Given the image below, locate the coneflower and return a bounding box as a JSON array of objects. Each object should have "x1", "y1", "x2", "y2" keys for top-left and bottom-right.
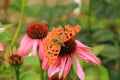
[
  {"x1": 18, "y1": 23, "x2": 48, "y2": 57},
  {"x1": 42, "y1": 25, "x2": 100, "y2": 80}
]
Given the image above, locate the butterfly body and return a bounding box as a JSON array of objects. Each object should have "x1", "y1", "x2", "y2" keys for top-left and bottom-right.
[{"x1": 51, "y1": 37, "x2": 65, "y2": 47}]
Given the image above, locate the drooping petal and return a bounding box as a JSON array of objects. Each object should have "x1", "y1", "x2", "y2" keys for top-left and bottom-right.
[
  {"x1": 42, "y1": 57, "x2": 49, "y2": 70},
  {"x1": 48, "y1": 57, "x2": 61, "y2": 77},
  {"x1": 18, "y1": 35, "x2": 31, "y2": 55},
  {"x1": 31, "y1": 40, "x2": 39, "y2": 56},
  {"x1": 39, "y1": 40, "x2": 44, "y2": 60},
  {"x1": 22, "y1": 39, "x2": 34, "y2": 55},
  {"x1": 0, "y1": 43, "x2": 4, "y2": 51},
  {"x1": 77, "y1": 48, "x2": 100, "y2": 65},
  {"x1": 73, "y1": 54, "x2": 84, "y2": 80},
  {"x1": 75, "y1": 40, "x2": 93, "y2": 50},
  {"x1": 64, "y1": 55, "x2": 72, "y2": 79},
  {"x1": 20, "y1": 34, "x2": 28, "y2": 45},
  {"x1": 50, "y1": 67, "x2": 60, "y2": 77},
  {"x1": 59, "y1": 56, "x2": 67, "y2": 79}
]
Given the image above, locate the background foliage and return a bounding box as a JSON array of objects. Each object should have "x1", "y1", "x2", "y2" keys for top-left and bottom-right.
[{"x1": 0, "y1": 0, "x2": 119, "y2": 80}]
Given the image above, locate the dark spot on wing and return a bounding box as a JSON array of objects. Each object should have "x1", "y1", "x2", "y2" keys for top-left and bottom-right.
[{"x1": 54, "y1": 54, "x2": 58, "y2": 56}]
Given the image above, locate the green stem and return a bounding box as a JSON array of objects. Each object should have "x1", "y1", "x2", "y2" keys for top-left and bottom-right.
[
  {"x1": 43, "y1": 0, "x2": 47, "y2": 6},
  {"x1": 39, "y1": 59, "x2": 44, "y2": 80},
  {"x1": 15, "y1": 68, "x2": 20, "y2": 80},
  {"x1": 10, "y1": 0, "x2": 26, "y2": 48},
  {"x1": 88, "y1": 0, "x2": 92, "y2": 30}
]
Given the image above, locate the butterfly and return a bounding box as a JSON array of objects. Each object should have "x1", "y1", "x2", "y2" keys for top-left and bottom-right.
[{"x1": 43, "y1": 25, "x2": 81, "y2": 65}]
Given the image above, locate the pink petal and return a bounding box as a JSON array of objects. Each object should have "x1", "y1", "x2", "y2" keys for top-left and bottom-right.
[
  {"x1": 50, "y1": 67, "x2": 60, "y2": 77},
  {"x1": 0, "y1": 43, "x2": 4, "y2": 51},
  {"x1": 64, "y1": 56, "x2": 72, "y2": 79},
  {"x1": 75, "y1": 40, "x2": 93, "y2": 50},
  {"x1": 73, "y1": 54, "x2": 84, "y2": 80},
  {"x1": 42, "y1": 57, "x2": 49, "y2": 70},
  {"x1": 59, "y1": 56, "x2": 67, "y2": 79},
  {"x1": 22, "y1": 39, "x2": 34, "y2": 55},
  {"x1": 18, "y1": 35, "x2": 31, "y2": 55},
  {"x1": 48, "y1": 57, "x2": 61, "y2": 77},
  {"x1": 39, "y1": 40, "x2": 44, "y2": 60},
  {"x1": 77, "y1": 48, "x2": 101, "y2": 65},
  {"x1": 20, "y1": 34, "x2": 28, "y2": 45},
  {"x1": 31, "y1": 40, "x2": 39, "y2": 56}
]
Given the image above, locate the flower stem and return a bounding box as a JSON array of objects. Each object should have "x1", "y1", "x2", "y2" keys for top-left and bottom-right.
[
  {"x1": 88, "y1": 0, "x2": 92, "y2": 30},
  {"x1": 43, "y1": 0, "x2": 47, "y2": 6},
  {"x1": 15, "y1": 67, "x2": 20, "y2": 80},
  {"x1": 10, "y1": 0, "x2": 26, "y2": 48},
  {"x1": 39, "y1": 59, "x2": 44, "y2": 80}
]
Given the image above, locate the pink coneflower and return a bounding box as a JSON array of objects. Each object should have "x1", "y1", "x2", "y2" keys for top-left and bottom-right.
[
  {"x1": 7, "y1": 53, "x2": 23, "y2": 66},
  {"x1": 18, "y1": 23, "x2": 48, "y2": 57},
  {"x1": 0, "y1": 28, "x2": 5, "y2": 51},
  {"x1": 42, "y1": 25, "x2": 100, "y2": 80}
]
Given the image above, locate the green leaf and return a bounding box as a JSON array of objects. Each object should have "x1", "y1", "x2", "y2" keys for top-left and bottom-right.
[
  {"x1": 0, "y1": 31, "x2": 12, "y2": 42},
  {"x1": 50, "y1": 5, "x2": 65, "y2": 18},
  {"x1": 85, "y1": 66, "x2": 100, "y2": 80},
  {"x1": 77, "y1": 32, "x2": 92, "y2": 45},
  {"x1": 98, "y1": 65, "x2": 109, "y2": 80},
  {"x1": 23, "y1": 56, "x2": 39, "y2": 66},
  {"x1": 91, "y1": 45, "x2": 104, "y2": 55},
  {"x1": 100, "y1": 44, "x2": 119, "y2": 59},
  {"x1": 25, "y1": 5, "x2": 44, "y2": 17},
  {"x1": 70, "y1": 66, "x2": 79, "y2": 80},
  {"x1": 0, "y1": 23, "x2": 3, "y2": 27},
  {"x1": 93, "y1": 29, "x2": 114, "y2": 43},
  {"x1": 20, "y1": 71, "x2": 40, "y2": 80},
  {"x1": 64, "y1": 3, "x2": 78, "y2": 14},
  {"x1": 108, "y1": 68, "x2": 119, "y2": 80}
]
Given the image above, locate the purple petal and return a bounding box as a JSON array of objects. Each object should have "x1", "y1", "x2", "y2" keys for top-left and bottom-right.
[
  {"x1": 59, "y1": 56, "x2": 67, "y2": 79},
  {"x1": 31, "y1": 40, "x2": 39, "y2": 56},
  {"x1": 20, "y1": 34, "x2": 28, "y2": 45},
  {"x1": 64, "y1": 56, "x2": 72, "y2": 79},
  {"x1": 48, "y1": 57, "x2": 61, "y2": 77},
  {"x1": 22, "y1": 39, "x2": 33, "y2": 55},
  {"x1": 39, "y1": 40, "x2": 44, "y2": 60},
  {"x1": 77, "y1": 48, "x2": 101, "y2": 65},
  {"x1": 73, "y1": 54, "x2": 84, "y2": 80},
  {"x1": 51, "y1": 67, "x2": 60, "y2": 77},
  {"x1": 0, "y1": 43, "x2": 4, "y2": 51},
  {"x1": 42, "y1": 57, "x2": 49, "y2": 70},
  {"x1": 18, "y1": 35, "x2": 31, "y2": 55}
]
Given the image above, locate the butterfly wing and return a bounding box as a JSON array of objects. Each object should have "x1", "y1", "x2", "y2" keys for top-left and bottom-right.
[
  {"x1": 43, "y1": 26, "x2": 64, "y2": 65},
  {"x1": 63, "y1": 25, "x2": 81, "y2": 42},
  {"x1": 50, "y1": 26, "x2": 64, "y2": 42}
]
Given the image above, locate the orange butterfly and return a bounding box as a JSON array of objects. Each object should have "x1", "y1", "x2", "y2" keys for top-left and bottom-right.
[{"x1": 43, "y1": 25, "x2": 81, "y2": 65}]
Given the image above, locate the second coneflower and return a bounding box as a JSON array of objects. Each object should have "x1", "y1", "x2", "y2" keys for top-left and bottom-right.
[
  {"x1": 6, "y1": 48, "x2": 23, "y2": 80},
  {"x1": 18, "y1": 23, "x2": 48, "y2": 57},
  {"x1": 42, "y1": 25, "x2": 101, "y2": 80}
]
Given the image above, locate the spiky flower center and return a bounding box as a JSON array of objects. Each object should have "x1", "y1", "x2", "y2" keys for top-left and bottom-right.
[
  {"x1": 8, "y1": 54, "x2": 23, "y2": 66},
  {"x1": 26, "y1": 23, "x2": 48, "y2": 39},
  {"x1": 59, "y1": 38, "x2": 76, "y2": 56}
]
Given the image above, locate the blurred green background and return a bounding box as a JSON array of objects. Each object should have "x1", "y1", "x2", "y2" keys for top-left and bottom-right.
[{"x1": 0, "y1": 0, "x2": 120, "y2": 80}]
